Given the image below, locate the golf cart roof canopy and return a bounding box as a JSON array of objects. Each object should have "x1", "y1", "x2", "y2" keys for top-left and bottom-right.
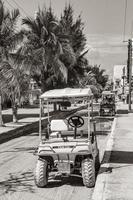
[
  {"x1": 102, "y1": 91, "x2": 115, "y2": 95},
  {"x1": 40, "y1": 88, "x2": 93, "y2": 100}
]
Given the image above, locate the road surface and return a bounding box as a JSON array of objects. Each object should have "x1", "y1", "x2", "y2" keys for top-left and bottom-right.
[{"x1": 0, "y1": 120, "x2": 112, "y2": 200}]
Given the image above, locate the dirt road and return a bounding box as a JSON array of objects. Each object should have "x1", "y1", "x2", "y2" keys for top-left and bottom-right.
[{"x1": 0, "y1": 119, "x2": 111, "y2": 200}]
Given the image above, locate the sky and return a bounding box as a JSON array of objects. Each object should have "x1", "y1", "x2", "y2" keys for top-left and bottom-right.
[{"x1": 4, "y1": 0, "x2": 133, "y2": 77}]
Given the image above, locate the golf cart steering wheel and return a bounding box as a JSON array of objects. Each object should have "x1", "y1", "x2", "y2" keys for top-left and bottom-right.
[{"x1": 68, "y1": 116, "x2": 84, "y2": 128}]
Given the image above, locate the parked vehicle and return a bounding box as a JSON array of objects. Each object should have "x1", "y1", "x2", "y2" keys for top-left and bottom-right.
[
  {"x1": 100, "y1": 91, "x2": 116, "y2": 116},
  {"x1": 34, "y1": 88, "x2": 100, "y2": 188}
]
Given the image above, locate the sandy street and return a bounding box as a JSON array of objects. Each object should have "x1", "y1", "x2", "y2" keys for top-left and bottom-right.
[{"x1": 0, "y1": 119, "x2": 111, "y2": 200}]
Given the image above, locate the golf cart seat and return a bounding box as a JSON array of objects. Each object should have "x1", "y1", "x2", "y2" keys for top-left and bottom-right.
[
  {"x1": 50, "y1": 118, "x2": 89, "y2": 138},
  {"x1": 50, "y1": 119, "x2": 69, "y2": 138},
  {"x1": 51, "y1": 119, "x2": 69, "y2": 131}
]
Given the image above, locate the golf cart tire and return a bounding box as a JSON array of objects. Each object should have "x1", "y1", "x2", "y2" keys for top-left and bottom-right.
[
  {"x1": 82, "y1": 158, "x2": 95, "y2": 188},
  {"x1": 34, "y1": 159, "x2": 48, "y2": 187}
]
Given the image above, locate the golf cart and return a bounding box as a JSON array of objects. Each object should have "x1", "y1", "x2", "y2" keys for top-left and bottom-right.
[
  {"x1": 100, "y1": 91, "x2": 116, "y2": 116},
  {"x1": 34, "y1": 88, "x2": 100, "y2": 188}
]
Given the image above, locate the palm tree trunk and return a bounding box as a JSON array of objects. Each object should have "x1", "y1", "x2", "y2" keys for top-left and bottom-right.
[
  {"x1": 12, "y1": 103, "x2": 18, "y2": 123},
  {"x1": 0, "y1": 96, "x2": 3, "y2": 126}
]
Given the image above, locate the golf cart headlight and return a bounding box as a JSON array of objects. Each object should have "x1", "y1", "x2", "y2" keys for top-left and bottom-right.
[{"x1": 39, "y1": 147, "x2": 52, "y2": 154}]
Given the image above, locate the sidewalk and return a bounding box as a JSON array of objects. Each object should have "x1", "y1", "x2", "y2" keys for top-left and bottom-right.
[
  {"x1": 0, "y1": 116, "x2": 42, "y2": 144},
  {"x1": 2, "y1": 107, "x2": 40, "y2": 123},
  {"x1": 0, "y1": 107, "x2": 45, "y2": 143},
  {"x1": 92, "y1": 112, "x2": 133, "y2": 200}
]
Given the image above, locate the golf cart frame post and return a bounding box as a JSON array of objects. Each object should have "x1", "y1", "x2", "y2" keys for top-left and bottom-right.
[{"x1": 39, "y1": 88, "x2": 93, "y2": 142}]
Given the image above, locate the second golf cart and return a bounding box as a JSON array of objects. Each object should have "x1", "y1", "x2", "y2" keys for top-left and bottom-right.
[
  {"x1": 34, "y1": 88, "x2": 100, "y2": 188},
  {"x1": 100, "y1": 91, "x2": 116, "y2": 116}
]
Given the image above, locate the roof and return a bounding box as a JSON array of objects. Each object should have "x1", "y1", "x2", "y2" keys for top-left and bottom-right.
[
  {"x1": 102, "y1": 91, "x2": 115, "y2": 95},
  {"x1": 40, "y1": 88, "x2": 93, "y2": 100}
]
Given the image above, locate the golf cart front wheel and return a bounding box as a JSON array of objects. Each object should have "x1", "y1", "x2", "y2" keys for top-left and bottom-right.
[
  {"x1": 34, "y1": 159, "x2": 48, "y2": 187},
  {"x1": 82, "y1": 158, "x2": 95, "y2": 188}
]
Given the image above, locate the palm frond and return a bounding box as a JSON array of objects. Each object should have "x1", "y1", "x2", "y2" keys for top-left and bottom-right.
[
  {"x1": 6, "y1": 31, "x2": 24, "y2": 50},
  {"x1": 22, "y1": 17, "x2": 41, "y2": 36},
  {"x1": 53, "y1": 59, "x2": 68, "y2": 83},
  {"x1": 11, "y1": 8, "x2": 20, "y2": 21}
]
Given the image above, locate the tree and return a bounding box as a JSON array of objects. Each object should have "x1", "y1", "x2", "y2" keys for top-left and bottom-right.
[
  {"x1": 104, "y1": 79, "x2": 113, "y2": 91},
  {"x1": 0, "y1": 60, "x2": 30, "y2": 122},
  {"x1": 60, "y1": 4, "x2": 87, "y2": 87},
  {"x1": 60, "y1": 4, "x2": 86, "y2": 54},
  {"x1": 85, "y1": 65, "x2": 108, "y2": 89},
  {"x1": 0, "y1": 0, "x2": 24, "y2": 123},
  {"x1": 79, "y1": 70, "x2": 102, "y2": 101},
  {"x1": 19, "y1": 6, "x2": 76, "y2": 92}
]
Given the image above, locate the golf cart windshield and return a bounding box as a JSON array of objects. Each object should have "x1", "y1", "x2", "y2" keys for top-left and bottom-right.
[{"x1": 39, "y1": 88, "x2": 93, "y2": 142}]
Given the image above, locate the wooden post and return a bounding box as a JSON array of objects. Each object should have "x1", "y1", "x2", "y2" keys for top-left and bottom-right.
[{"x1": 128, "y1": 39, "x2": 132, "y2": 111}]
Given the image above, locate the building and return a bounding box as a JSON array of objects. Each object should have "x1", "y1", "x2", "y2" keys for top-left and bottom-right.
[
  {"x1": 113, "y1": 65, "x2": 127, "y2": 95},
  {"x1": 29, "y1": 79, "x2": 41, "y2": 105}
]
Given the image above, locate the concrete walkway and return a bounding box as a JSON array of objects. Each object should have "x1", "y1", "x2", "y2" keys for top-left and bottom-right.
[
  {"x1": 92, "y1": 113, "x2": 133, "y2": 200},
  {"x1": 0, "y1": 116, "x2": 43, "y2": 144}
]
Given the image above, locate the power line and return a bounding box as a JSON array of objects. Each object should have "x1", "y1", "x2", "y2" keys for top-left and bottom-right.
[
  {"x1": 10, "y1": 0, "x2": 30, "y2": 17},
  {"x1": 5, "y1": 0, "x2": 30, "y2": 17},
  {"x1": 123, "y1": 0, "x2": 128, "y2": 41},
  {"x1": 4, "y1": 0, "x2": 15, "y2": 10}
]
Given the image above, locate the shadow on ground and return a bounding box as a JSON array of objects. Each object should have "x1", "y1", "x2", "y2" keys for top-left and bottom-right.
[
  {"x1": 0, "y1": 172, "x2": 84, "y2": 195},
  {"x1": 98, "y1": 150, "x2": 133, "y2": 175},
  {"x1": 46, "y1": 175, "x2": 83, "y2": 188},
  {"x1": 0, "y1": 146, "x2": 37, "y2": 154},
  {"x1": 0, "y1": 171, "x2": 35, "y2": 194}
]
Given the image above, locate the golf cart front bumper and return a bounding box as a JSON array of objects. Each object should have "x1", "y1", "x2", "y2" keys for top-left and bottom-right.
[{"x1": 36, "y1": 142, "x2": 94, "y2": 174}]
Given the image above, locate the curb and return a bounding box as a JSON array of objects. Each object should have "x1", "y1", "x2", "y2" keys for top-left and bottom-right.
[
  {"x1": 116, "y1": 109, "x2": 128, "y2": 114},
  {"x1": 92, "y1": 117, "x2": 117, "y2": 200},
  {"x1": 0, "y1": 108, "x2": 80, "y2": 144},
  {"x1": 0, "y1": 119, "x2": 38, "y2": 144},
  {"x1": 0, "y1": 118, "x2": 49, "y2": 144}
]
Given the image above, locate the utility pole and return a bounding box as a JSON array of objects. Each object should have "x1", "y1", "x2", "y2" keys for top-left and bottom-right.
[
  {"x1": 127, "y1": 39, "x2": 132, "y2": 111},
  {"x1": 122, "y1": 66, "x2": 126, "y2": 94}
]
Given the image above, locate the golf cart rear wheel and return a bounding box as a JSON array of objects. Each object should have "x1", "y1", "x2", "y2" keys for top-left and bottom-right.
[
  {"x1": 34, "y1": 159, "x2": 48, "y2": 187},
  {"x1": 82, "y1": 158, "x2": 95, "y2": 188}
]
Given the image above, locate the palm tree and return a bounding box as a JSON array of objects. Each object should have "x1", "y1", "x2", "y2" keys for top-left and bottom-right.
[
  {"x1": 0, "y1": 60, "x2": 30, "y2": 122},
  {"x1": 79, "y1": 67, "x2": 103, "y2": 102},
  {"x1": 89, "y1": 65, "x2": 108, "y2": 89},
  {"x1": 19, "y1": 6, "x2": 76, "y2": 92},
  {"x1": 0, "y1": 0, "x2": 24, "y2": 124},
  {"x1": 59, "y1": 4, "x2": 87, "y2": 87}
]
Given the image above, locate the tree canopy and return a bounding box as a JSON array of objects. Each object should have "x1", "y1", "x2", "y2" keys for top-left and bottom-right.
[{"x1": 0, "y1": 1, "x2": 109, "y2": 114}]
